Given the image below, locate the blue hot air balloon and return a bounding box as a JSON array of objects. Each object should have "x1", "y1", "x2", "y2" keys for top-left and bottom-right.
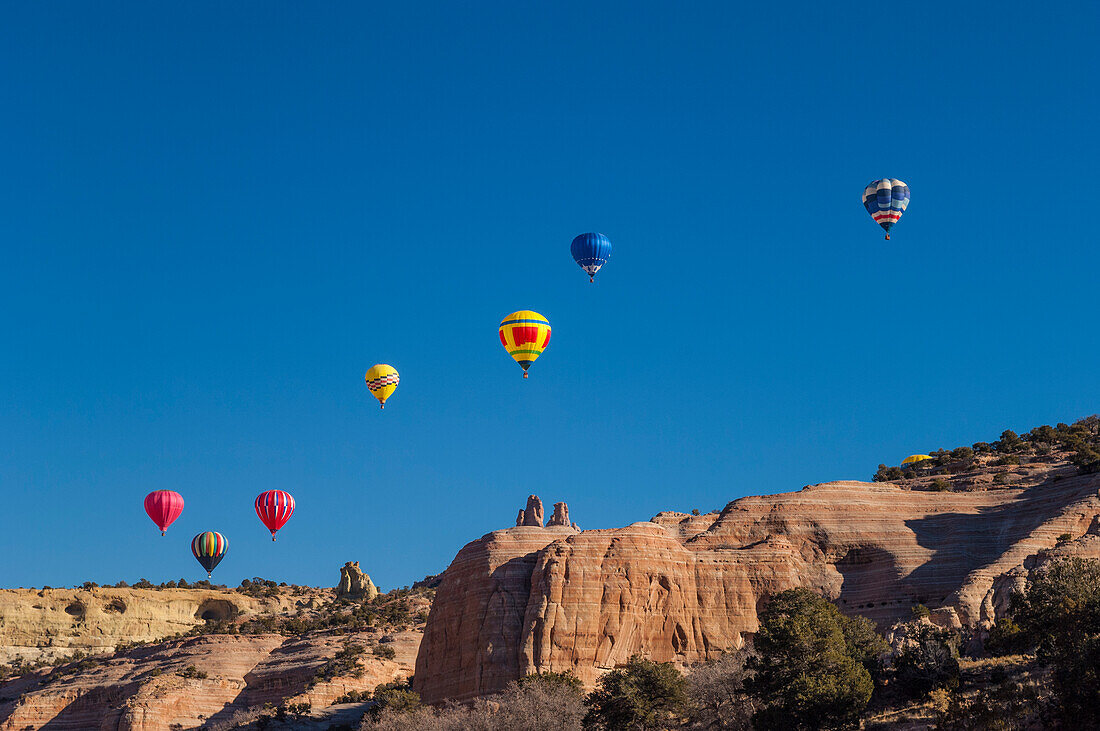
[
  {"x1": 570, "y1": 233, "x2": 612, "y2": 283},
  {"x1": 862, "y1": 179, "x2": 910, "y2": 240}
]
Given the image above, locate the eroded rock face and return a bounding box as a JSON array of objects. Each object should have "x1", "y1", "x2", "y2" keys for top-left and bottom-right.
[
  {"x1": 336, "y1": 561, "x2": 379, "y2": 601},
  {"x1": 415, "y1": 474, "x2": 1100, "y2": 703},
  {"x1": 0, "y1": 588, "x2": 313, "y2": 666},
  {"x1": 0, "y1": 629, "x2": 421, "y2": 731}
]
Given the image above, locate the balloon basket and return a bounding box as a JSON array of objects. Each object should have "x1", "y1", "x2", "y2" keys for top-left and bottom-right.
[
  {"x1": 380, "y1": 403, "x2": 385, "y2": 410},
  {"x1": 885, "y1": 234, "x2": 890, "y2": 240},
  {"x1": 161, "y1": 531, "x2": 166, "y2": 537},
  {"x1": 522, "y1": 372, "x2": 528, "y2": 379}
]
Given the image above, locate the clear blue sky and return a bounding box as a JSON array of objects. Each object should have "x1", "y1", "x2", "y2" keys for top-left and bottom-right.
[{"x1": 2, "y1": 2, "x2": 1098, "y2": 590}]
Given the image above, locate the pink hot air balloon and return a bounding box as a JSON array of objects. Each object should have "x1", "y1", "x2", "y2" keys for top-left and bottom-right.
[
  {"x1": 144, "y1": 490, "x2": 184, "y2": 536},
  {"x1": 255, "y1": 490, "x2": 295, "y2": 541}
]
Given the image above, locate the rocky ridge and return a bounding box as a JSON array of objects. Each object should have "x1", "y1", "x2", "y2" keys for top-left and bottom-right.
[
  {"x1": 414, "y1": 454, "x2": 1100, "y2": 703},
  {"x1": 0, "y1": 565, "x2": 428, "y2": 730}
]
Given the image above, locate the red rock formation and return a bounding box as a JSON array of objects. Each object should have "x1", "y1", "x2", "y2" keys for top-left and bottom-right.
[
  {"x1": 547, "y1": 502, "x2": 570, "y2": 527},
  {"x1": 415, "y1": 474, "x2": 1100, "y2": 703},
  {"x1": 522, "y1": 495, "x2": 545, "y2": 527}
]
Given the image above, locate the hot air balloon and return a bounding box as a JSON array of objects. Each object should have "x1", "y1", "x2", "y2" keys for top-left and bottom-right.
[
  {"x1": 863, "y1": 179, "x2": 910, "y2": 240},
  {"x1": 144, "y1": 490, "x2": 184, "y2": 536},
  {"x1": 901, "y1": 454, "x2": 934, "y2": 467},
  {"x1": 365, "y1": 364, "x2": 399, "y2": 409},
  {"x1": 191, "y1": 531, "x2": 227, "y2": 578},
  {"x1": 255, "y1": 490, "x2": 295, "y2": 541},
  {"x1": 499, "y1": 311, "x2": 551, "y2": 379},
  {"x1": 570, "y1": 233, "x2": 612, "y2": 283}
]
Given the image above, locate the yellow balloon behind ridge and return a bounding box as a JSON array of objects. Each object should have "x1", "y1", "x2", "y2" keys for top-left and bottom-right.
[
  {"x1": 365, "y1": 364, "x2": 400, "y2": 409},
  {"x1": 901, "y1": 454, "x2": 933, "y2": 466},
  {"x1": 499, "y1": 310, "x2": 551, "y2": 378}
]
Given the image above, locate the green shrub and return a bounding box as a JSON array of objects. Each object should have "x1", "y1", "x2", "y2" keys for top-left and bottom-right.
[
  {"x1": 746, "y1": 589, "x2": 883, "y2": 729},
  {"x1": 931, "y1": 478, "x2": 953, "y2": 492},
  {"x1": 365, "y1": 681, "x2": 421, "y2": 721},
  {"x1": 311, "y1": 643, "x2": 365, "y2": 686},
  {"x1": 519, "y1": 670, "x2": 584, "y2": 693},
  {"x1": 985, "y1": 616, "x2": 1031, "y2": 657},
  {"x1": 997, "y1": 430, "x2": 1022, "y2": 452},
  {"x1": 950, "y1": 446, "x2": 974, "y2": 460},
  {"x1": 912, "y1": 604, "x2": 932, "y2": 619},
  {"x1": 372, "y1": 644, "x2": 396, "y2": 660},
  {"x1": 1011, "y1": 558, "x2": 1100, "y2": 725},
  {"x1": 176, "y1": 665, "x2": 207, "y2": 679},
  {"x1": 874, "y1": 464, "x2": 905, "y2": 482},
  {"x1": 583, "y1": 656, "x2": 687, "y2": 730},
  {"x1": 894, "y1": 624, "x2": 960, "y2": 696}
]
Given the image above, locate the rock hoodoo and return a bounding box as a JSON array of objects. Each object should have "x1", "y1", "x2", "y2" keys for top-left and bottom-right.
[
  {"x1": 336, "y1": 561, "x2": 379, "y2": 600},
  {"x1": 547, "y1": 502, "x2": 570, "y2": 526},
  {"x1": 522, "y1": 495, "x2": 544, "y2": 527}
]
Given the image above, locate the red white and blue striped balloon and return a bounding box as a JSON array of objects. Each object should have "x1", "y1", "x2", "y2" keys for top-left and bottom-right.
[
  {"x1": 255, "y1": 490, "x2": 295, "y2": 541},
  {"x1": 862, "y1": 179, "x2": 910, "y2": 240}
]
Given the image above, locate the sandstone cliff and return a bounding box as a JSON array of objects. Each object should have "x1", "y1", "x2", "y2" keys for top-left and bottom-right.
[
  {"x1": 0, "y1": 566, "x2": 431, "y2": 730},
  {"x1": 414, "y1": 464, "x2": 1100, "y2": 703},
  {"x1": 0, "y1": 587, "x2": 315, "y2": 666}
]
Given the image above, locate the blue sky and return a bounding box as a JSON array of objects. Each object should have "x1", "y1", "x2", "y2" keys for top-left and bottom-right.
[{"x1": 2, "y1": 2, "x2": 1098, "y2": 590}]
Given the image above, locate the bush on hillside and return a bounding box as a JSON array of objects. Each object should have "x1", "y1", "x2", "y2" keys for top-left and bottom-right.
[
  {"x1": 746, "y1": 588, "x2": 885, "y2": 730},
  {"x1": 893, "y1": 624, "x2": 960, "y2": 696},
  {"x1": 583, "y1": 656, "x2": 688, "y2": 730},
  {"x1": 1008, "y1": 558, "x2": 1100, "y2": 726},
  {"x1": 686, "y1": 651, "x2": 754, "y2": 730}
]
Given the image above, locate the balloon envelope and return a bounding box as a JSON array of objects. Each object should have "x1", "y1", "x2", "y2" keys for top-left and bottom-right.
[
  {"x1": 191, "y1": 531, "x2": 228, "y2": 576},
  {"x1": 365, "y1": 364, "x2": 400, "y2": 409},
  {"x1": 570, "y1": 233, "x2": 612, "y2": 282},
  {"x1": 863, "y1": 179, "x2": 910, "y2": 239},
  {"x1": 499, "y1": 311, "x2": 551, "y2": 378},
  {"x1": 901, "y1": 454, "x2": 934, "y2": 466},
  {"x1": 255, "y1": 490, "x2": 295, "y2": 540},
  {"x1": 144, "y1": 490, "x2": 184, "y2": 535}
]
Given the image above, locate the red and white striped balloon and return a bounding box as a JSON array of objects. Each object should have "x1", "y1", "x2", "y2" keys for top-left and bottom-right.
[{"x1": 254, "y1": 490, "x2": 295, "y2": 541}]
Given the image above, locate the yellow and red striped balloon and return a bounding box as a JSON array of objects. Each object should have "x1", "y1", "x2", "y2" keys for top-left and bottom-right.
[
  {"x1": 365, "y1": 364, "x2": 399, "y2": 409},
  {"x1": 499, "y1": 310, "x2": 551, "y2": 378}
]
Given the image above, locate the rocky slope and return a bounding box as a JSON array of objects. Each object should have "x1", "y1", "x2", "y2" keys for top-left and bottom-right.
[
  {"x1": 0, "y1": 566, "x2": 428, "y2": 730},
  {"x1": 414, "y1": 456, "x2": 1100, "y2": 703}
]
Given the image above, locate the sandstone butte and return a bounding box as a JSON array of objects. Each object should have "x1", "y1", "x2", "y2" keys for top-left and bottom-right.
[{"x1": 413, "y1": 461, "x2": 1100, "y2": 704}]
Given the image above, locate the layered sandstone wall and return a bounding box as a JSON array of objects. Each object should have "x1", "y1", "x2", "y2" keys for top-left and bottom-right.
[{"x1": 414, "y1": 474, "x2": 1100, "y2": 703}]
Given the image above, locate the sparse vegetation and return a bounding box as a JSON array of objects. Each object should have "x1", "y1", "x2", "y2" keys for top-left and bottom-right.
[
  {"x1": 311, "y1": 643, "x2": 366, "y2": 686},
  {"x1": 873, "y1": 415, "x2": 1100, "y2": 483},
  {"x1": 372, "y1": 644, "x2": 397, "y2": 660},
  {"x1": 177, "y1": 665, "x2": 208, "y2": 679}
]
